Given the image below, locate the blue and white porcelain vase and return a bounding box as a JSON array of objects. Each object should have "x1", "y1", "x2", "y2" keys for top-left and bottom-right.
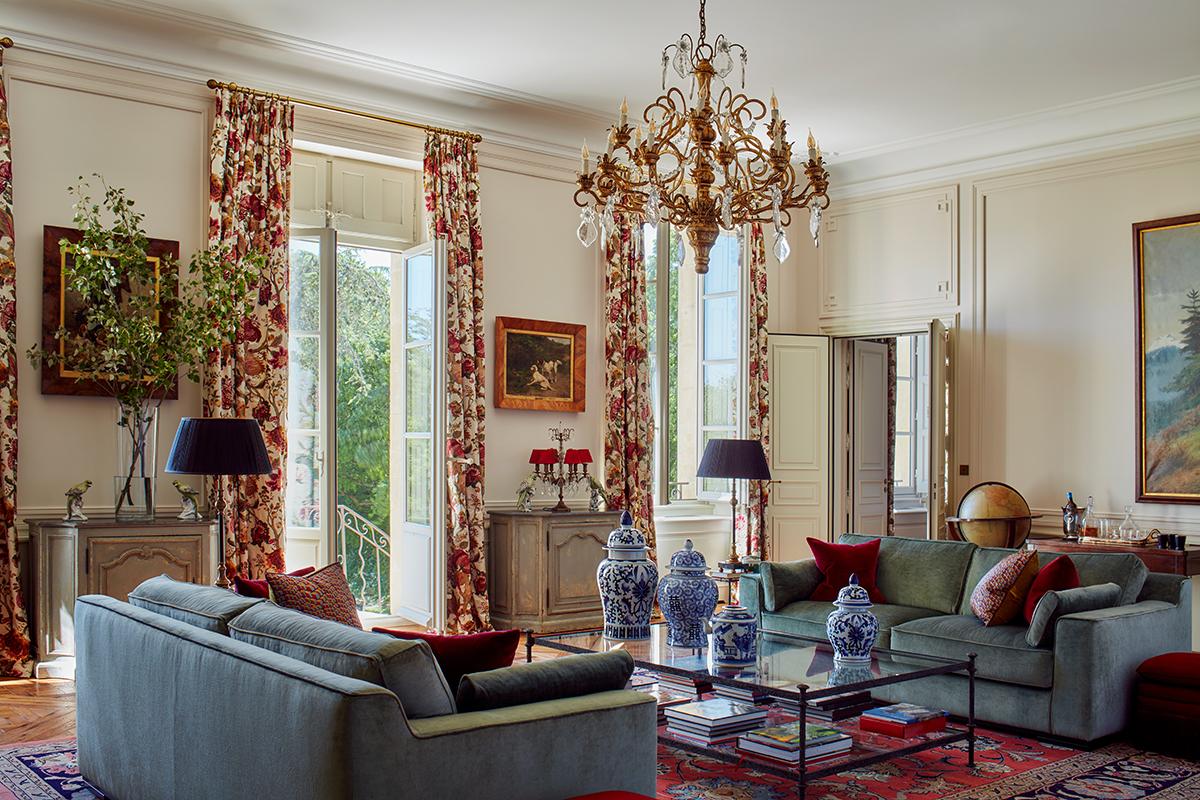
[
  {"x1": 826, "y1": 573, "x2": 878, "y2": 664},
  {"x1": 710, "y1": 603, "x2": 757, "y2": 666},
  {"x1": 657, "y1": 539, "x2": 719, "y2": 648},
  {"x1": 597, "y1": 510, "x2": 659, "y2": 640}
]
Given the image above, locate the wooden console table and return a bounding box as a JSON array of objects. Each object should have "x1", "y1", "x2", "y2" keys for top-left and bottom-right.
[
  {"x1": 26, "y1": 515, "x2": 218, "y2": 677},
  {"x1": 1030, "y1": 537, "x2": 1200, "y2": 576},
  {"x1": 487, "y1": 509, "x2": 620, "y2": 633}
]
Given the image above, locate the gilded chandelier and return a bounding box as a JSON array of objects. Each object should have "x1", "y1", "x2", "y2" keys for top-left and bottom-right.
[{"x1": 573, "y1": 0, "x2": 830, "y2": 273}]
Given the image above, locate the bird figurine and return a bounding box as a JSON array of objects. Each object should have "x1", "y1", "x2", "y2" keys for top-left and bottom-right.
[
  {"x1": 173, "y1": 479, "x2": 203, "y2": 521},
  {"x1": 64, "y1": 480, "x2": 92, "y2": 521}
]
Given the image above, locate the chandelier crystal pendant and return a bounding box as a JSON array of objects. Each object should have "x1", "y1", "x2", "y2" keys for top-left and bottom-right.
[{"x1": 573, "y1": 0, "x2": 830, "y2": 273}]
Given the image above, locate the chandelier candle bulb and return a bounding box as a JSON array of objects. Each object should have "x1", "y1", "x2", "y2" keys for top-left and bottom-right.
[
  {"x1": 620, "y1": 96, "x2": 628, "y2": 126},
  {"x1": 581, "y1": 141, "x2": 590, "y2": 173},
  {"x1": 808, "y1": 129, "x2": 818, "y2": 162}
]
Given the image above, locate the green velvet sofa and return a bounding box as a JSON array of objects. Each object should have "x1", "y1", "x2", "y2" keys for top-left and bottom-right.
[
  {"x1": 740, "y1": 534, "x2": 1192, "y2": 743},
  {"x1": 74, "y1": 579, "x2": 657, "y2": 800}
]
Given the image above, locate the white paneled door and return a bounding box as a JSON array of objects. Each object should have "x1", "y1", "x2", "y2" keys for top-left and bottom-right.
[
  {"x1": 851, "y1": 339, "x2": 890, "y2": 536},
  {"x1": 766, "y1": 335, "x2": 831, "y2": 561},
  {"x1": 926, "y1": 319, "x2": 950, "y2": 540}
]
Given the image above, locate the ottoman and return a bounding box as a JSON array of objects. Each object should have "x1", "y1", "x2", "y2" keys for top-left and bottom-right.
[{"x1": 1133, "y1": 652, "x2": 1200, "y2": 758}]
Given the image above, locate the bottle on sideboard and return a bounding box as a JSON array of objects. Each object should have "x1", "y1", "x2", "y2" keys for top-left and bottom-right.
[
  {"x1": 1081, "y1": 495, "x2": 1098, "y2": 538},
  {"x1": 1063, "y1": 492, "x2": 1079, "y2": 539}
]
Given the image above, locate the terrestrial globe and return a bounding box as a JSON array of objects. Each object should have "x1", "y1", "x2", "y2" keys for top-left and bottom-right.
[{"x1": 952, "y1": 481, "x2": 1032, "y2": 548}]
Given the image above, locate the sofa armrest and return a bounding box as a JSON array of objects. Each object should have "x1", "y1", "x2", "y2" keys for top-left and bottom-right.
[
  {"x1": 409, "y1": 689, "x2": 653, "y2": 738},
  {"x1": 758, "y1": 559, "x2": 822, "y2": 612},
  {"x1": 1051, "y1": 587, "x2": 1192, "y2": 741},
  {"x1": 739, "y1": 573, "x2": 764, "y2": 618}
]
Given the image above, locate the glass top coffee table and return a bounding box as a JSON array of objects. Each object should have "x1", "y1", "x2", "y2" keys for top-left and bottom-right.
[{"x1": 528, "y1": 625, "x2": 976, "y2": 798}]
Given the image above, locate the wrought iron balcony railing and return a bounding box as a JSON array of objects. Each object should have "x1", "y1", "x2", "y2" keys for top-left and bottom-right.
[{"x1": 335, "y1": 504, "x2": 391, "y2": 614}]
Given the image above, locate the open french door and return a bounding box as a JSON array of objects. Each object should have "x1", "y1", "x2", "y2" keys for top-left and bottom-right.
[
  {"x1": 926, "y1": 319, "x2": 950, "y2": 540},
  {"x1": 850, "y1": 339, "x2": 891, "y2": 535}
]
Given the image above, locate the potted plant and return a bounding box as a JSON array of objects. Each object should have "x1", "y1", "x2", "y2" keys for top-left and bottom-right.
[{"x1": 27, "y1": 176, "x2": 265, "y2": 519}]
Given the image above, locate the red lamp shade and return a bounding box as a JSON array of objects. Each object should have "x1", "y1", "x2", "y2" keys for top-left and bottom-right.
[
  {"x1": 531, "y1": 449, "x2": 558, "y2": 466},
  {"x1": 528, "y1": 449, "x2": 541, "y2": 465},
  {"x1": 564, "y1": 448, "x2": 593, "y2": 465}
]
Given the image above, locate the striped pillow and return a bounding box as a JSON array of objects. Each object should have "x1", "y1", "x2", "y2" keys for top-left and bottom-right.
[
  {"x1": 970, "y1": 549, "x2": 1038, "y2": 626},
  {"x1": 266, "y1": 562, "x2": 362, "y2": 629}
]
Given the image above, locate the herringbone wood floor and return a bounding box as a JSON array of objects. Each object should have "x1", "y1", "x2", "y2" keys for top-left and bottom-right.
[{"x1": 0, "y1": 678, "x2": 76, "y2": 745}]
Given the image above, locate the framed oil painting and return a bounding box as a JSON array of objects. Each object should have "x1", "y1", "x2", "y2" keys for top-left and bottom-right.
[
  {"x1": 1135, "y1": 212, "x2": 1200, "y2": 503},
  {"x1": 41, "y1": 225, "x2": 180, "y2": 397},
  {"x1": 494, "y1": 316, "x2": 585, "y2": 412}
]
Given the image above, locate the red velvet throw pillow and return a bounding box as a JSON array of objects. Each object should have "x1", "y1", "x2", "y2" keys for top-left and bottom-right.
[
  {"x1": 1023, "y1": 555, "x2": 1081, "y2": 624},
  {"x1": 234, "y1": 566, "x2": 316, "y2": 598},
  {"x1": 373, "y1": 627, "x2": 521, "y2": 690},
  {"x1": 806, "y1": 537, "x2": 887, "y2": 603},
  {"x1": 266, "y1": 562, "x2": 362, "y2": 628}
]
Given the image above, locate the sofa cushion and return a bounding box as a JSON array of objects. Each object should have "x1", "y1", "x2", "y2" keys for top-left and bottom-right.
[
  {"x1": 1024, "y1": 555, "x2": 1080, "y2": 624},
  {"x1": 1025, "y1": 582, "x2": 1121, "y2": 647},
  {"x1": 958, "y1": 546, "x2": 1021, "y2": 614},
  {"x1": 234, "y1": 566, "x2": 316, "y2": 598},
  {"x1": 759, "y1": 559, "x2": 823, "y2": 612},
  {"x1": 265, "y1": 562, "x2": 362, "y2": 628},
  {"x1": 970, "y1": 549, "x2": 1038, "y2": 626},
  {"x1": 808, "y1": 537, "x2": 886, "y2": 603},
  {"x1": 890, "y1": 614, "x2": 1054, "y2": 689},
  {"x1": 840, "y1": 534, "x2": 976, "y2": 614},
  {"x1": 229, "y1": 601, "x2": 456, "y2": 718},
  {"x1": 1050, "y1": 553, "x2": 1148, "y2": 606},
  {"x1": 127, "y1": 574, "x2": 263, "y2": 635},
  {"x1": 373, "y1": 626, "x2": 521, "y2": 690},
  {"x1": 455, "y1": 650, "x2": 634, "y2": 712},
  {"x1": 1137, "y1": 652, "x2": 1200, "y2": 688},
  {"x1": 761, "y1": 600, "x2": 941, "y2": 649}
]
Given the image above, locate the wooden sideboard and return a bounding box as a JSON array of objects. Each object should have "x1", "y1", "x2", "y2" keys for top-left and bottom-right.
[
  {"x1": 26, "y1": 515, "x2": 218, "y2": 677},
  {"x1": 1030, "y1": 537, "x2": 1200, "y2": 576},
  {"x1": 487, "y1": 509, "x2": 620, "y2": 633}
]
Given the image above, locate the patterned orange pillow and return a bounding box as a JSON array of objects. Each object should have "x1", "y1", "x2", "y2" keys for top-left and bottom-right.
[
  {"x1": 265, "y1": 562, "x2": 362, "y2": 629},
  {"x1": 970, "y1": 550, "x2": 1039, "y2": 626}
]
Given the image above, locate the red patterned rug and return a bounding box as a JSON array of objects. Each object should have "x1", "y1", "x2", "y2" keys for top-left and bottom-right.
[{"x1": 2, "y1": 735, "x2": 1198, "y2": 799}]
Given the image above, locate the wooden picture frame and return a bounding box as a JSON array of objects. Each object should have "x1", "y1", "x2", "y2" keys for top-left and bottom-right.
[
  {"x1": 494, "y1": 316, "x2": 585, "y2": 412},
  {"x1": 41, "y1": 225, "x2": 180, "y2": 398},
  {"x1": 1134, "y1": 212, "x2": 1200, "y2": 503}
]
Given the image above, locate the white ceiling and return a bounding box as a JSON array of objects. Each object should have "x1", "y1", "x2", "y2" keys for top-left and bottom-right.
[{"x1": 89, "y1": 0, "x2": 1200, "y2": 157}]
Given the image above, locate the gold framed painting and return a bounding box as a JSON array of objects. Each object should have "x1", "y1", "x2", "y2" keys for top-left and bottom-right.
[
  {"x1": 40, "y1": 225, "x2": 179, "y2": 397},
  {"x1": 1134, "y1": 212, "x2": 1200, "y2": 503},
  {"x1": 494, "y1": 316, "x2": 585, "y2": 412}
]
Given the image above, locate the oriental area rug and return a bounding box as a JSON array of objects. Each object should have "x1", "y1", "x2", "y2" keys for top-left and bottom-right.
[{"x1": 3, "y1": 734, "x2": 1200, "y2": 799}]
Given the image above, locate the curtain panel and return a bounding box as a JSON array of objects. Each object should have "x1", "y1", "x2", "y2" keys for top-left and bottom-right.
[
  {"x1": 204, "y1": 87, "x2": 293, "y2": 580},
  {"x1": 602, "y1": 216, "x2": 656, "y2": 556},
  {"x1": 424, "y1": 132, "x2": 490, "y2": 634},
  {"x1": 0, "y1": 51, "x2": 31, "y2": 678},
  {"x1": 746, "y1": 223, "x2": 771, "y2": 559}
]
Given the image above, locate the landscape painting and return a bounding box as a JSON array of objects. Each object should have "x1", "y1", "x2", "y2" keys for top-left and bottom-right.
[
  {"x1": 1136, "y1": 212, "x2": 1200, "y2": 503},
  {"x1": 494, "y1": 316, "x2": 585, "y2": 412}
]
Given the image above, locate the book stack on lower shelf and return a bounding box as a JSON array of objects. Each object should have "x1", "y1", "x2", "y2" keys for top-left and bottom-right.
[
  {"x1": 658, "y1": 672, "x2": 712, "y2": 698},
  {"x1": 663, "y1": 698, "x2": 769, "y2": 745},
  {"x1": 736, "y1": 722, "x2": 853, "y2": 765},
  {"x1": 627, "y1": 668, "x2": 693, "y2": 724},
  {"x1": 777, "y1": 689, "x2": 877, "y2": 721},
  {"x1": 713, "y1": 683, "x2": 769, "y2": 704},
  {"x1": 860, "y1": 703, "x2": 949, "y2": 738}
]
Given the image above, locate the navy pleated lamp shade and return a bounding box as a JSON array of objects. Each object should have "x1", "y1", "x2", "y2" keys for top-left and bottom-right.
[
  {"x1": 165, "y1": 417, "x2": 272, "y2": 476},
  {"x1": 696, "y1": 438, "x2": 771, "y2": 481}
]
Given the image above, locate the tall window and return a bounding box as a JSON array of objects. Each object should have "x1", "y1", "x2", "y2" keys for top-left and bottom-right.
[
  {"x1": 647, "y1": 224, "x2": 744, "y2": 506},
  {"x1": 893, "y1": 333, "x2": 929, "y2": 507}
]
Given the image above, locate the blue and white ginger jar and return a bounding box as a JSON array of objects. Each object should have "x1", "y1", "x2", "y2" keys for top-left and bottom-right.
[
  {"x1": 826, "y1": 573, "x2": 878, "y2": 664},
  {"x1": 657, "y1": 539, "x2": 719, "y2": 648},
  {"x1": 710, "y1": 603, "x2": 757, "y2": 666},
  {"x1": 597, "y1": 511, "x2": 659, "y2": 640}
]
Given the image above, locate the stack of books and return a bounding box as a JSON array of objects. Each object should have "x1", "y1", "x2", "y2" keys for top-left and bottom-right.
[
  {"x1": 627, "y1": 668, "x2": 659, "y2": 691},
  {"x1": 736, "y1": 722, "x2": 853, "y2": 764},
  {"x1": 777, "y1": 690, "x2": 876, "y2": 721},
  {"x1": 860, "y1": 703, "x2": 948, "y2": 738},
  {"x1": 663, "y1": 698, "x2": 769, "y2": 745},
  {"x1": 658, "y1": 672, "x2": 712, "y2": 698},
  {"x1": 713, "y1": 683, "x2": 769, "y2": 704}
]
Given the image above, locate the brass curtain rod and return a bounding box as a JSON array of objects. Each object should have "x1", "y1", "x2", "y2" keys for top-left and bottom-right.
[
  {"x1": 1, "y1": 37, "x2": 13, "y2": 48},
  {"x1": 205, "y1": 79, "x2": 483, "y2": 143}
]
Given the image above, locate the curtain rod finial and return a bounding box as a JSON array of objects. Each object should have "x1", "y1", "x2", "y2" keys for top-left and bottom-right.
[
  {"x1": 206, "y1": 79, "x2": 219, "y2": 89},
  {"x1": 0, "y1": 37, "x2": 14, "y2": 49}
]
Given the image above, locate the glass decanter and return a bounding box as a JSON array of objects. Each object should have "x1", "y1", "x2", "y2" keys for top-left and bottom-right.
[{"x1": 1117, "y1": 505, "x2": 1139, "y2": 542}]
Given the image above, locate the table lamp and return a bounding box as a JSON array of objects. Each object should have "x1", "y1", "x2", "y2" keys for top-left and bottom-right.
[
  {"x1": 165, "y1": 417, "x2": 272, "y2": 589},
  {"x1": 696, "y1": 438, "x2": 771, "y2": 566}
]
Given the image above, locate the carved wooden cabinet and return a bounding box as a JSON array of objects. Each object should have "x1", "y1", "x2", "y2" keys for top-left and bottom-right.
[
  {"x1": 487, "y1": 510, "x2": 620, "y2": 633},
  {"x1": 26, "y1": 516, "x2": 218, "y2": 677}
]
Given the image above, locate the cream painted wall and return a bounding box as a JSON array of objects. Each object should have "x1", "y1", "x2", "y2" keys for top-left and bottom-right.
[
  {"x1": 805, "y1": 136, "x2": 1200, "y2": 537},
  {"x1": 7, "y1": 55, "x2": 210, "y2": 521},
  {"x1": 478, "y1": 166, "x2": 603, "y2": 507}
]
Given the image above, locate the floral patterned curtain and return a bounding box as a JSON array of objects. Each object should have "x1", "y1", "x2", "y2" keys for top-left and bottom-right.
[
  {"x1": 205, "y1": 87, "x2": 293, "y2": 580},
  {"x1": 424, "y1": 132, "x2": 490, "y2": 634},
  {"x1": 746, "y1": 223, "x2": 771, "y2": 559},
  {"x1": 0, "y1": 49, "x2": 31, "y2": 678},
  {"x1": 603, "y1": 215, "x2": 656, "y2": 556}
]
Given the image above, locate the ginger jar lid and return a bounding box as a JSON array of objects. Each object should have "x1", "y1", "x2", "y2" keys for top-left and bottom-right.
[
  {"x1": 667, "y1": 539, "x2": 708, "y2": 574},
  {"x1": 834, "y1": 574, "x2": 872, "y2": 608},
  {"x1": 606, "y1": 510, "x2": 647, "y2": 550}
]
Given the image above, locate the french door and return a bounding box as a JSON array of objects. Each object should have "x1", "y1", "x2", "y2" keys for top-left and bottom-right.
[{"x1": 285, "y1": 228, "x2": 446, "y2": 627}]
